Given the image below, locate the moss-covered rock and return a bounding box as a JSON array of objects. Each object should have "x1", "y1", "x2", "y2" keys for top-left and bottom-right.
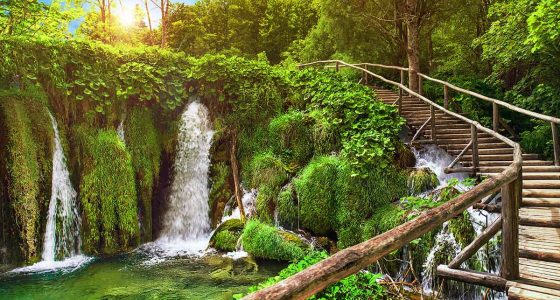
[
  {"x1": 77, "y1": 127, "x2": 140, "y2": 255},
  {"x1": 407, "y1": 167, "x2": 439, "y2": 195},
  {"x1": 294, "y1": 156, "x2": 339, "y2": 236},
  {"x1": 248, "y1": 152, "x2": 288, "y2": 190},
  {"x1": 448, "y1": 212, "x2": 476, "y2": 249},
  {"x1": 395, "y1": 142, "x2": 416, "y2": 169},
  {"x1": 241, "y1": 220, "x2": 308, "y2": 261},
  {"x1": 209, "y1": 219, "x2": 244, "y2": 252},
  {"x1": 276, "y1": 184, "x2": 298, "y2": 230},
  {"x1": 124, "y1": 108, "x2": 161, "y2": 242},
  {"x1": 268, "y1": 110, "x2": 313, "y2": 168}
]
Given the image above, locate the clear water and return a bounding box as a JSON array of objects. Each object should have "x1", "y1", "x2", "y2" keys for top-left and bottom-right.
[{"x1": 0, "y1": 254, "x2": 284, "y2": 300}]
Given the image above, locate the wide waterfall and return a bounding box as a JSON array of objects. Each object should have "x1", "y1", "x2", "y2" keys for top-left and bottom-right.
[
  {"x1": 159, "y1": 101, "x2": 213, "y2": 246},
  {"x1": 42, "y1": 113, "x2": 81, "y2": 262}
]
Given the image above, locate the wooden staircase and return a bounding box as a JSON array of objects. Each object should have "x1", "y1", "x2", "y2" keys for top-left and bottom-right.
[{"x1": 377, "y1": 88, "x2": 560, "y2": 299}]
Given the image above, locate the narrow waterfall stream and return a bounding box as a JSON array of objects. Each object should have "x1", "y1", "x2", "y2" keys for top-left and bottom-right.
[{"x1": 42, "y1": 112, "x2": 81, "y2": 261}]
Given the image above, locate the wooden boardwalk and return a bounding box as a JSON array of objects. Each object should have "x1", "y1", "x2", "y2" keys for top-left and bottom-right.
[{"x1": 376, "y1": 88, "x2": 560, "y2": 300}]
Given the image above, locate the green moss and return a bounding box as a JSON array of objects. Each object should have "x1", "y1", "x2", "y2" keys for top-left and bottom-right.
[
  {"x1": 124, "y1": 108, "x2": 161, "y2": 242},
  {"x1": 248, "y1": 152, "x2": 288, "y2": 190},
  {"x1": 407, "y1": 168, "x2": 439, "y2": 195},
  {"x1": 241, "y1": 220, "x2": 307, "y2": 261},
  {"x1": 255, "y1": 185, "x2": 277, "y2": 224},
  {"x1": 77, "y1": 127, "x2": 139, "y2": 255},
  {"x1": 209, "y1": 219, "x2": 244, "y2": 252},
  {"x1": 268, "y1": 110, "x2": 313, "y2": 168},
  {"x1": 238, "y1": 127, "x2": 270, "y2": 182},
  {"x1": 276, "y1": 184, "x2": 298, "y2": 230},
  {"x1": 293, "y1": 156, "x2": 338, "y2": 236},
  {"x1": 0, "y1": 89, "x2": 54, "y2": 263},
  {"x1": 362, "y1": 204, "x2": 405, "y2": 240}
]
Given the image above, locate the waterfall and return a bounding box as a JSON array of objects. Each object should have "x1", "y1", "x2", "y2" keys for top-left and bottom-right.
[
  {"x1": 117, "y1": 119, "x2": 125, "y2": 143},
  {"x1": 221, "y1": 189, "x2": 257, "y2": 223},
  {"x1": 413, "y1": 145, "x2": 504, "y2": 299},
  {"x1": 42, "y1": 113, "x2": 81, "y2": 262},
  {"x1": 160, "y1": 101, "x2": 213, "y2": 242}
]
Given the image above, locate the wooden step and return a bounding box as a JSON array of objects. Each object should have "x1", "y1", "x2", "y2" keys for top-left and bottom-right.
[
  {"x1": 523, "y1": 173, "x2": 560, "y2": 180},
  {"x1": 462, "y1": 160, "x2": 554, "y2": 167},
  {"x1": 436, "y1": 137, "x2": 501, "y2": 145},
  {"x1": 448, "y1": 148, "x2": 513, "y2": 155},
  {"x1": 478, "y1": 166, "x2": 560, "y2": 174},
  {"x1": 436, "y1": 133, "x2": 493, "y2": 139},
  {"x1": 462, "y1": 154, "x2": 539, "y2": 161},
  {"x1": 520, "y1": 207, "x2": 560, "y2": 227},
  {"x1": 442, "y1": 142, "x2": 508, "y2": 150},
  {"x1": 523, "y1": 197, "x2": 560, "y2": 207},
  {"x1": 524, "y1": 180, "x2": 560, "y2": 189},
  {"x1": 523, "y1": 189, "x2": 560, "y2": 198}
]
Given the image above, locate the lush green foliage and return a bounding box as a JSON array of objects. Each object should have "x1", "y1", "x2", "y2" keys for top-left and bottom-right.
[
  {"x1": 292, "y1": 69, "x2": 404, "y2": 176},
  {"x1": 241, "y1": 220, "x2": 307, "y2": 261},
  {"x1": 234, "y1": 251, "x2": 386, "y2": 299}
]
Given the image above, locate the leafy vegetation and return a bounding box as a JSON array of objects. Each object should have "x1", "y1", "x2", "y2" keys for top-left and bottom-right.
[{"x1": 234, "y1": 251, "x2": 386, "y2": 299}]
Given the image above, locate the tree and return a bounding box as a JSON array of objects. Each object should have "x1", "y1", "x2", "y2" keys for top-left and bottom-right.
[{"x1": 151, "y1": 0, "x2": 171, "y2": 47}]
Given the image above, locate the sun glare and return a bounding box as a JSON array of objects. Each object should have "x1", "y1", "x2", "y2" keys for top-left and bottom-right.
[{"x1": 116, "y1": 8, "x2": 135, "y2": 28}]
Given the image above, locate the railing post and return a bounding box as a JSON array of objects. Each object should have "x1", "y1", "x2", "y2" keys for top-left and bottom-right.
[
  {"x1": 335, "y1": 61, "x2": 340, "y2": 72},
  {"x1": 430, "y1": 105, "x2": 437, "y2": 142},
  {"x1": 471, "y1": 124, "x2": 479, "y2": 174},
  {"x1": 399, "y1": 69, "x2": 405, "y2": 98},
  {"x1": 552, "y1": 122, "x2": 560, "y2": 166},
  {"x1": 418, "y1": 75, "x2": 423, "y2": 96},
  {"x1": 501, "y1": 171, "x2": 521, "y2": 280},
  {"x1": 493, "y1": 102, "x2": 500, "y2": 132},
  {"x1": 444, "y1": 85, "x2": 449, "y2": 109}
]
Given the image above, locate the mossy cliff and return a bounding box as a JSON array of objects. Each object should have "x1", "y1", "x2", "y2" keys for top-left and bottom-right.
[
  {"x1": 124, "y1": 108, "x2": 161, "y2": 242},
  {"x1": 75, "y1": 127, "x2": 140, "y2": 255},
  {"x1": 0, "y1": 89, "x2": 54, "y2": 263}
]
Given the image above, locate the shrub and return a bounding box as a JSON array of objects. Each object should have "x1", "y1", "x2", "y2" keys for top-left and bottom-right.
[
  {"x1": 235, "y1": 251, "x2": 386, "y2": 299},
  {"x1": 241, "y1": 220, "x2": 307, "y2": 261}
]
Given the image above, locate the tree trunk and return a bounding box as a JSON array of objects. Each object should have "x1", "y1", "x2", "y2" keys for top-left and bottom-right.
[
  {"x1": 230, "y1": 131, "x2": 246, "y2": 223},
  {"x1": 160, "y1": 0, "x2": 169, "y2": 47},
  {"x1": 405, "y1": 0, "x2": 420, "y2": 93},
  {"x1": 144, "y1": 0, "x2": 153, "y2": 31}
]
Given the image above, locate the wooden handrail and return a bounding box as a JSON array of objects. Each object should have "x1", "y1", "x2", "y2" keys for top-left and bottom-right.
[
  {"x1": 410, "y1": 117, "x2": 432, "y2": 144},
  {"x1": 447, "y1": 141, "x2": 473, "y2": 170},
  {"x1": 242, "y1": 61, "x2": 523, "y2": 300}
]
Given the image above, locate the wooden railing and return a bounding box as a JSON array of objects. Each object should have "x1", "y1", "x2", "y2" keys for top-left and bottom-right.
[{"x1": 241, "y1": 60, "x2": 523, "y2": 300}]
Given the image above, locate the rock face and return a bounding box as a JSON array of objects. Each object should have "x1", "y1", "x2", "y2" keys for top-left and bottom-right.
[
  {"x1": 208, "y1": 219, "x2": 244, "y2": 252},
  {"x1": 407, "y1": 167, "x2": 439, "y2": 195}
]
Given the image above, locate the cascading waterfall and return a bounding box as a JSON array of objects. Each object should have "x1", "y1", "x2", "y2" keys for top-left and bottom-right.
[
  {"x1": 42, "y1": 113, "x2": 81, "y2": 262},
  {"x1": 413, "y1": 145, "x2": 504, "y2": 299},
  {"x1": 159, "y1": 101, "x2": 213, "y2": 245}
]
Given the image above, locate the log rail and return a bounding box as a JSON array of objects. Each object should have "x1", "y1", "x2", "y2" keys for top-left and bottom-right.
[{"x1": 242, "y1": 60, "x2": 523, "y2": 300}]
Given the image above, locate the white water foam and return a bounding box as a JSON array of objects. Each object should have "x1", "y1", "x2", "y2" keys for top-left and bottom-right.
[{"x1": 9, "y1": 255, "x2": 93, "y2": 274}]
